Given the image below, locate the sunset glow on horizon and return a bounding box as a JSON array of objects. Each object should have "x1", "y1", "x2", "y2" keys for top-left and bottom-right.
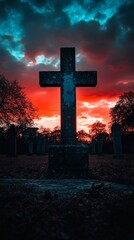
[
  {"x1": 0, "y1": 0, "x2": 133, "y2": 132},
  {"x1": 32, "y1": 88, "x2": 118, "y2": 132}
]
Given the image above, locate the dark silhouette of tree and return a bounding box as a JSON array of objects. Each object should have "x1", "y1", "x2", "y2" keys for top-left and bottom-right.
[
  {"x1": 40, "y1": 127, "x2": 51, "y2": 136},
  {"x1": 89, "y1": 121, "x2": 107, "y2": 140},
  {"x1": 40, "y1": 127, "x2": 51, "y2": 143},
  {"x1": 50, "y1": 126, "x2": 61, "y2": 143},
  {"x1": 77, "y1": 130, "x2": 90, "y2": 143},
  {"x1": 110, "y1": 91, "x2": 134, "y2": 132},
  {"x1": 0, "y1": 75, "x2": 37, "y2": 128}
]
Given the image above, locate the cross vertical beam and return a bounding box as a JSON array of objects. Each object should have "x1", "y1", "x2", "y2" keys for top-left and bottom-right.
[
  {"x1": 61, "y1": 48, "x2": 76, "y2": 144},
  {"x1": 61, "y1": 47, "x2": 75, "y2": 72}
]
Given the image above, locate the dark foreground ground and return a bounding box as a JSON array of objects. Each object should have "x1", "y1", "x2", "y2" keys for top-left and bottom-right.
[
  {"x1": 0, "y1": 154, "x2": 134, "y2": 184},
  {"x1": 0, "y1": 154, "x2": 134, "y2": 240}
]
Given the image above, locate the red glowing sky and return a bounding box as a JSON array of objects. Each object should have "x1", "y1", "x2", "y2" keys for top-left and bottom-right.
[{"x1": 0, "y1": 0, "x2": 134, "y2": 132}]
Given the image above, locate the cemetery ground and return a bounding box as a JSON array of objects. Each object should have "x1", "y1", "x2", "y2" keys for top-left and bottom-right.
[
  {"x1": 0, "y1": 154, "x2": 133, "y2": 184},
  {"x1": 0, "y1": 154, "x2": 134, "y2": 240}
]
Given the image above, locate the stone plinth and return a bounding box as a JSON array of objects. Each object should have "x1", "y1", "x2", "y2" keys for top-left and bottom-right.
[{"x1": 48, "y1": 145, "x2": 89, "y2": 178}]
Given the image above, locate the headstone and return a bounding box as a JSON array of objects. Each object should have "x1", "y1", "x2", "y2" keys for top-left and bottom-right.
[
  {"x1": 42, "y1": 136, "x2": 47, "y2": 155},
  {"x1": 0, "y1": 128, "x2": 5, "y2": 154},
  {"x1": 97, "y1": 133, "x2": 103, "y2": 156},
  {"x1": 39, "y1": 47, "x2": 97, "y2": 177},
  {"x1": 36, "y1": 133, "x2": 43, "y2": 155},
  {"x1": 91, "y1": 139, "x2": 96, "y2": 155},
  {"x1": 111, "y1": 122, "x2": 123, "y2": 158},
  {"x1": 36, "y1": 133, "x2": 48, "y2": 155},
  {"x1": 7, "y1": 124, "x2": 17, "y2": 157},
  {"x1": 24, "y1": 128, "x2": 38, "y2": 155},
  {"x1": 17, "y1": 133, "x2": 27, "y2": 155}
]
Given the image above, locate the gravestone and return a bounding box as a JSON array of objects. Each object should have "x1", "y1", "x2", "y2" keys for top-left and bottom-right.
[
  {"x1": 39, "y1": 47, "x2": 97, "y2": 177},
  {"x1": 36, "y1": 133, "x2": 48, "y2": 155},
  {"x1": 24, "y1": 128, "x2": 38, "y2": 155},
  {"x1": 0, "y1": 128, "x2": 5, "y2": 154},
  {"x1": 111, "y1": 122, "x2": 123, "y2": 158},
  {"x1": 36, "y1": 133, "x2": 42, "y2": 155},
  {"x1": 97, "y1": 133, "x2": 103, "y2": 156},
  {"x1": 7, "y1": 124, "x2": 17, "y2": 157},
  {"x1": 91, "y1": 138, "x2": 96, "y2": 155},
  {"x1": 42, "y1": 136, "x2": 48, "y2": 155}
]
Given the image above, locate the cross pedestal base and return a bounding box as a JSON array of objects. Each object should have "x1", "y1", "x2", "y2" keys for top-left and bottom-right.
[{"x1": 47, "y1": 145, "x2": 89, "y2": 178}]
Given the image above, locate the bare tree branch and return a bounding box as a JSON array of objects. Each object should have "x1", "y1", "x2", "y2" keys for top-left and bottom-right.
[{"x1": 0, "y1": 75, "x2": 37, "y2": 128}]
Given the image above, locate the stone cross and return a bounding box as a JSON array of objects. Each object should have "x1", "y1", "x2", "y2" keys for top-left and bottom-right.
[{"x1": 39, "y1": 48, "x2": 97, "y2": 144}]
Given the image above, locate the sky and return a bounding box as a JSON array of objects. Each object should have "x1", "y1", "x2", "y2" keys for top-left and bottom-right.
[{"x1": 0, "y1": 0, "x2": 134, "y2": 132}]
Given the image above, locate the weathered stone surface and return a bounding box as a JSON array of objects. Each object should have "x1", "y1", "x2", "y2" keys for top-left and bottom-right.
[
  {"x1": 0, "y1": 128, "x2": 5, "y2": 154},
  {"x1": 36, "y1": 134, "x2": 47, "y2": 155},
  {"x1": 7, "y1": 124, "x2": 17, "y2": 157},
  {"x1": 91, "y1": 139, "x2": 96, "y2": 155},
  {"x1": 39, "y1": 48, "x2": 97, "y2": 145},
  {"x1": 48, "y1": 145, "x2": 89, "y2": 178},
  {"x1": 111, "y1": 122, "x2": 123, "y2": 158},
  {"x1": 36, "y1": 133, "x2": 42, "y2": 155},
  {"x1": 24, "y1": 128, "x2": 38, "y2": 156},
  {"x1": 39, "y1": 47, "x2": 97, "y2": 177},
  {"x1": 97, "y1": 133, "x2": 104, "y2": 156}
]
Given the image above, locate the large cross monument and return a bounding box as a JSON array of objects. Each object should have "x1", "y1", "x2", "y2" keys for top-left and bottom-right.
[{"x1": 39, "y1": 47, "x2": 97, "y2": 178}]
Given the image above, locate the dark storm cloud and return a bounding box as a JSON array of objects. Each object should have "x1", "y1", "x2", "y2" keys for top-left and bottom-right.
[
  {"x1": 0, "y1": 0, "x2": 134, "y2": 96},
  {"x1": 21, "y1": 4, "x2": 71, "y2": 57},
  {"x1": 101, "y1": 0, "x2": 134, "y2": 93},
  {"x1": 0, "y1": 44, "x2": 25, "y2": 83},
  {"x1": 73, "y1": 19, "x2": 118, "y2": 61},
  {"x1": 0, "y1": 46, "x2": 12, "y2": 64},
  {"x1": 106, "y1": 1, "x2": 134, "y2": 68},
  {"x1": 0, "y1": 0, "x2": 71, "y2": 57},
  {"x1": 73, "y1": 0, "x2": 134, "y2": 94}
]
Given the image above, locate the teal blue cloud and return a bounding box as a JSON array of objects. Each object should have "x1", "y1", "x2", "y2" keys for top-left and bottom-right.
[{"x1": 0, "y1": 0, "x2": 133, "y2": 95}]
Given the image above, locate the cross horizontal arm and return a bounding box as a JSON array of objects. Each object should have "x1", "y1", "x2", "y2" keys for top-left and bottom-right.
[
  {"x1": 39, "y1": 72, "x2": 62, "y2": 87},
  {"x1": 75, "y1": 71, "x2": 97, "y2": 87}
]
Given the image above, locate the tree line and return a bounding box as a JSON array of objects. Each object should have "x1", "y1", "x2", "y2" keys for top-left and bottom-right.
[{"x1": 0, "y1": 74, "x2": 134, "y2": 137}]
